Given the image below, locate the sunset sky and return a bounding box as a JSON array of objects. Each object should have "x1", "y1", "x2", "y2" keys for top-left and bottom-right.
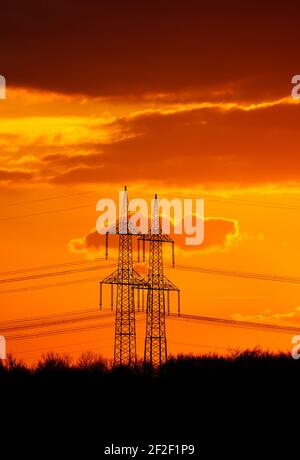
[{"x1": 1, "y1": 1, "x2": 300, "y2": 363}]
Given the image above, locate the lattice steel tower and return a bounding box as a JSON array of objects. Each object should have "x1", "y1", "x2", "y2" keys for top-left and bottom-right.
[
  {"x1": 100, "y1": 187, "x2": 145, "y2": 366},
  {"x1": 141, "y1": 194, "x2": 180, "y2": 367}
]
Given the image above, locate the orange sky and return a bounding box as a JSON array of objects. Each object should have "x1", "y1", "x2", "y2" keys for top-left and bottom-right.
[{"x1": 1, "y1": 1, "x2": 300, "y2": 363}]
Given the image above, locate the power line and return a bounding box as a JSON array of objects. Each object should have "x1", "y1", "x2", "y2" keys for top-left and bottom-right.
[
  {"x1": 0, "y1": 311, "x2": 115, "y2": 333},
  {"x1": 11, "y1": 337, "x2": 113, "y2": 356},
  {"x1": 169, "y1": 312, "x2": 300, "y2": 335},
  {"x1": 0, "y1": 276, "x2": 103, "y2": 294},
  {"x1": 0, "y1": 203, "x2": 94, "y2": 222},
  {"x1": 209, "y1": 197, "x2": 300, "y2": 211},
  {"x1": 0, "y1": 306, "x2": 141, "y2": 330},
  {"x1": 0, "y1": 263, "x2": 117, "y2": 284},
  {"x1": 3, "y1": 306, "x2": 297, "y2": 338},
  {"x1": 0, "y1": 190, "x2": 98, "y2": 208},
  {"x1": 0, "y1": 261, "x2": 299, "y2": 297},
  {"x1": 3, "y1": 260, "x2": 299, "y2": 287},
  {"x1": 5, "y1": 321, "x2": 116, "y2": 341},
  {"x1": 0, "y1": 306, "x2": 101, "y2": 326},
  {"x1": 2, "y1": 190, "x2": 299, "y2": 216},
  {"x1": 171, "y1": 264, "x2": 300, "y2": 285},
  {"x1": 0, "y1": 257, "x2": 113, "y2": 277},
  {"x1": 6, "y1": 318, "x2": 145, "y2": 341},
  {"x1": 13, "y1": 338, "x2": 144, "y2": 359},
  {"x1": 12, "y1": 339, "x2": 225, "y2": 359},
  {"x1": 192, "y1": 193, "x2": 300, "y2": 211},
  {"x1": 1, "y1": 263, "x2": 300, "y2": 296},
  {"x1": 3, "y1": 306, "x2": 298, "y2": 341}
]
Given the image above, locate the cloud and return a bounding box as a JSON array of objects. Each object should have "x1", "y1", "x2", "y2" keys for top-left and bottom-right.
[
  {"x1": 68, "y1": 228, "x2": 107, "y2": 256},
  {"x1": 0, "y1": 1, "x2": 299, "y2": 101},
  {"x1": 232, "y1": 307, "x2": 300, "y2": 325},
  {"x1": 163, "y1": 216, "x2": 241, "y2": 254},
  {"x1": 68, "y1": 216, "x2": 241, "y2": 258},
  {"x1": 2, "y1": 95, "x2": 300, "y2": 188},
  {"x1": 0, "y1": 168, "x2": 34, "y2": 182},
  {"x1": 48, "y1": 101, "x2": 300, "y2": 186}
]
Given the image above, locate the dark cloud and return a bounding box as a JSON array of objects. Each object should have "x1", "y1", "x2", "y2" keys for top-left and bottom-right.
[
  {"x1": 69, "y1": 216, "x2": 238, "y2": 255},
  {"x1": 49, "y1": 102, "x2": 300, "y2": 186},
  {"x1": 42, "y1": 152, "x2": 103, "y2": 168},
  {"x1": 0, "y1": 169, "x2": 34, "y2": 182},
  {"x1": 0, "y1": 1, "x2": 299, "y2": 101}
]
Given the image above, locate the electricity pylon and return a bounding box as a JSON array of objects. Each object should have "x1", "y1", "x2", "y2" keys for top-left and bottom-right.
[
  {"x1": 140, "y1": 194, "x2": 180, "y2": 367},
  {"x1": 100, "y1": 187, "x2": 146, "y2": 366}
]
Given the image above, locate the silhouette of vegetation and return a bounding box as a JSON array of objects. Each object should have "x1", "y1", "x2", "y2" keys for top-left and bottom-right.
[
  {"x1": 0, "y1": 348, "x2": 299, "y2": 386},
  {"x1": 1, "y1": 348, "x2": 297, "y2": 442}
]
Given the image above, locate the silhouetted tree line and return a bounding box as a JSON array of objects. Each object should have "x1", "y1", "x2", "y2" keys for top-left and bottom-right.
[
  {"x1": 1, "y1": 349, "x2": 299, "y2": 386},
  {"x1": 1, "y1": 349, "x2": 298, "y2": 444}
]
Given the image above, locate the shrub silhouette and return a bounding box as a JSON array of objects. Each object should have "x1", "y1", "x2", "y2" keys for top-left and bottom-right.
[
  {"x1": 0, "y1": 349, "x2": 299, "y2": 385},
  {"x1": 76, "y1": 351, "x2": 107, "y2": 374}
]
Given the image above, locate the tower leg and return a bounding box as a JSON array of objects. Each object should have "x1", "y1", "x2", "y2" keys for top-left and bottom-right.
[{"x1": 114, "y1": 234, "x2": 137, "y2": 366}]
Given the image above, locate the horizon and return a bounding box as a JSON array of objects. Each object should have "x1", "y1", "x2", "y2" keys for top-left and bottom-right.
[{"x1": 1, "y1": 1, "x2": 300, "y2": 365}]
